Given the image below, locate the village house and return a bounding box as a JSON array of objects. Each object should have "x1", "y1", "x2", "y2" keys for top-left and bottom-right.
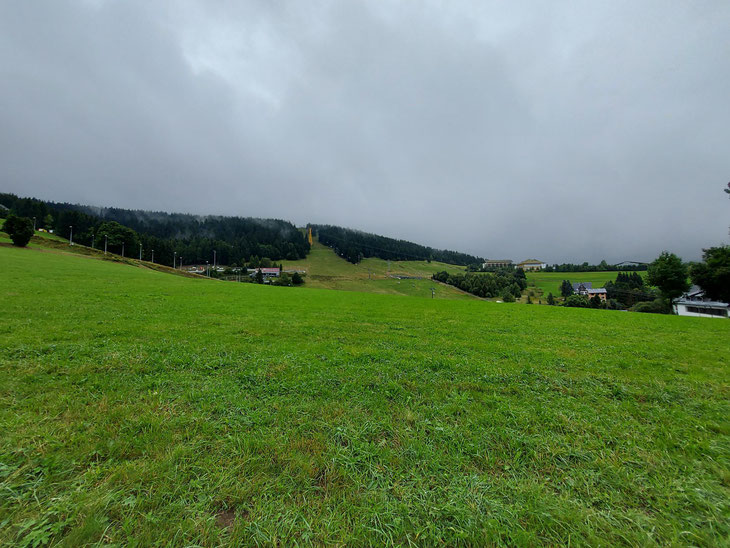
[
  {"x1": 516, "y1": 259, "x2": 546, "y2": 271},
  {"x1": 572, "y1": 282, "x2": 608, "y2": 302},
  {"x1": 673, "y1": 286, "x2": 729, "y2": 318},
  {"x1": 586, "y1": 288, "x2": 607, "y2": 302}
]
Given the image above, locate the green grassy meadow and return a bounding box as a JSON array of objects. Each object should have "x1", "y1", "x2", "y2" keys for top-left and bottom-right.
[{"x1": 2, "y1": 242, "x2": 729, "y2": 545}]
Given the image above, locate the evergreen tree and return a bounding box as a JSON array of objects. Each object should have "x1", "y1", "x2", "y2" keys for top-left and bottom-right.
[
  {"x1": 2, "y1": 215, "x2": 34, "y2": 247},
  {"x1": 560, "y1": 280, "x2": 573, "y2": 297},
  {"x1": 547, "y1": 292, "x2": 555, "y2": 305}
]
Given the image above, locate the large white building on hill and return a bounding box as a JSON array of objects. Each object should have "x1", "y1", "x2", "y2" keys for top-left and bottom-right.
[{"x1": 516, "y1": 259, "x2": 546, "y2": 271}]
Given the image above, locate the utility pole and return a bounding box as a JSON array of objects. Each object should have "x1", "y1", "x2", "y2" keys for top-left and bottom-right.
[
  {"x1": 139, "y1": 243, "x2": 142, "y2": 260},
  {"x1": 206, "y1": 261, "x2": 210, "y2": 277},
  {"x1": 91, "y1": 232, "x2": 95, "y2": 249},
  {"x1": 151, "y1": 249, "x2": 154, "y2": 263},
  {"x1": 69, "y1": 226, "x2": 73, "y2": 246},
  {"x1": 121, "y1": 242, "x2": 124, "y2": 257},
  {"x1": 104, "y1": 234, "x2": 108, "y2": 254},
  {"x1": 174, "y1": 251, "x2": 177, "y2": 269},
  {"x1": 213, "y1": 250, "x2": 216, "y2": 269}
]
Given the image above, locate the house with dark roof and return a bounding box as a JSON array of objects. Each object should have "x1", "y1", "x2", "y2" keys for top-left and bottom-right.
[
  {"x1": 572, "y1": 282, "x2": 592, "y2": 294},
  {"x1": 572, "y1": 282, "x2": 607, "y2": 301}
]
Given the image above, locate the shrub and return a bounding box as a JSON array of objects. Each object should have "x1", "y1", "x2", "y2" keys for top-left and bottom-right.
[
  {"x1": 589, "y1": 295, "x2": 604, "y2": 308},
  {"x1": 501, "y1": 290, "x2": 515, "y2": 302},
  {"x1": 606, "y1": 299, "x2": 623, "y2": 310},
  {"x1": 564, "y1": 295, "x2": 589, "y2": 308},
  {"x1": 2, "y1": 214, "x2": 34, "y2": 247},
  {"x1": 272, "y1": 272, "x2": 292, "y2": 286},
  {"x1": 631, "y1": 299, "x2": 668, "y2": 314},
  {"x1": 292, "y1": 272, "x2": 304, "y2": 285}
]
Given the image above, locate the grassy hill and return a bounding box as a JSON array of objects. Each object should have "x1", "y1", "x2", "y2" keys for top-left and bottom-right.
[
  {"x1": 0, "y1": 224, "x2": 208, "y2": 280},
  {"x1": 282, "y1": 240, "x2": 473, "y2": 300},
  {"x1": 1, "y1": 241, "x2": 728, "y2": 545}
]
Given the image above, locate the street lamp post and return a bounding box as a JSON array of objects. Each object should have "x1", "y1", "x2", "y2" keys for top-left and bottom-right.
[
  {"x1": 121, "y1": 242, "x2": 125, "y2": 257},
  {"x1": 69, "y1": 226, "x2": 73, "y2": 246},
  {"x1": 139, "y1": 242, "x2": 142, "y2": 261},
  {"x1": 206, "y1": 260, "x2": 210, "y2": 277},
  {"x1": 91, "y1": 232, "x2": 95, "y2": 249},
  {"x1": 174, "y1": 251, "x2": 177, "y2": 269},
  {"x1": 151, "y1": 249, "x2": 154, "y2": 263},
  {"x1": 104, "y1": 234, "x2": 108, "y2": 254}
]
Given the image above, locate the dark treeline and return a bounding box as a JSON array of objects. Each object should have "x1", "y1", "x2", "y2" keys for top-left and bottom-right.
[
  {"x1": 545, "y1": 261, "x2": 647, "y2": 272},
  {"x1": 432, "y1": 269, "x2": 528, "y2": 299},
  {"x1": 312, "y1": 224, "x2": 482, "y2": 266},
  {"x1": 604, "y1": 272, "x2": 656, "y2": 308},
  {"x1": 0, "y1": 193, "x2": 310, "y2": 267}
]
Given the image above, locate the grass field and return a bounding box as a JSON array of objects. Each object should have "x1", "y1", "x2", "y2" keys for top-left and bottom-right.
[
  {"x1": 526, "y1": 271, "x2": 647, "y2": 299},
  {"x1": 2, "y1": 242, "x2": 729, "y2": 546},
  {"x1": 282, "y1": 240, "x2": 473, "y2": 300}
]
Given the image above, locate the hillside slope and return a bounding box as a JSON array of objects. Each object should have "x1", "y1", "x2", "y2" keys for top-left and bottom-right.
[
  {"x1": 2, "y1": 243, "x2": 729, "y2": 545},
  {"x1": 283, "y1": 240, "x2": 473, "y2": 299}
]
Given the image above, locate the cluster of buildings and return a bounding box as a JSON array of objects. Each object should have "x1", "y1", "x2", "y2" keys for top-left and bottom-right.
[
  {"x1": 569, "y1": 282, "x2": 728, "y2": 317},
  {"x1": 183, "y1": 266, "x2": 306, "y2": 283},
  {"x1": 481, "y1": 259, "x2": 547, "y2": 271}
]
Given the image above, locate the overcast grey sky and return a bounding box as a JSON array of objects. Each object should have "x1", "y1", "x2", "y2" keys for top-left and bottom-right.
[{"x1": 1, "y1": 1, "x2": 728, "y2": 262}]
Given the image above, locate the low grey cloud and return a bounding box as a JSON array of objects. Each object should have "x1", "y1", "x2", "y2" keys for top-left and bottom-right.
[{"x1": 1, "y1": 0, "x2": 728, "y2": 262}]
